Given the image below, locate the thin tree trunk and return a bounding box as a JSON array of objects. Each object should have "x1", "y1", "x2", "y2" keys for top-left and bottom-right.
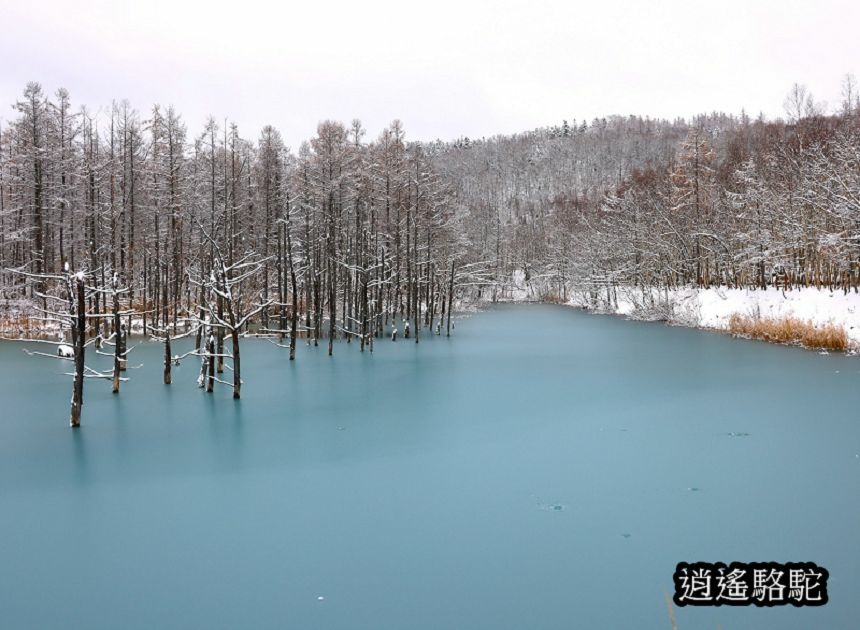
[
  {"x1": 70, "y1": 275, "x2": 85, "y2": 428},
  {"x1": 164, "y1": 333, "x2": 172, "y2": 385},
  {"x1": 232, "y1": 330, "x2": 241, "y2": 399},
  {"x1": 216, "y1": 294, "x2": 225, "y2": 373},
  {"x1": 206, "y1": 333, "x2": 215, "y2": 393},
  {"x1": 112, "y1": 282, "x2": 121, "y2": 393},
  {"x1": 285, "y1": 219, "x2": 298, "y2": 361},
  {"x1": 447, "y1": 260, "x2": 455, "y2": 337}
]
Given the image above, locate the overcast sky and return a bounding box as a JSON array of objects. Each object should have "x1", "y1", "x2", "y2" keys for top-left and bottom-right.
[{"x1": 1, "y1": 0, "x2": 858, "y2": 146}]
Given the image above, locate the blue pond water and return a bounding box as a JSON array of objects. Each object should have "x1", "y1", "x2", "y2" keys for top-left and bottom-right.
[{"x1": 1, "y1": 304, "x2": 858, "y2": 629}]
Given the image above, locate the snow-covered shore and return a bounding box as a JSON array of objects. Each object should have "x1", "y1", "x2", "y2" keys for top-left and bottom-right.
[
  {"x1": 4, "y1": 275, "x2": 859, "y2": 349},
  {"x1": 0, "y1": 298, "x2": 61, "y2": 339},
  {"x1": 493, "y1": 271, "x2": 860, "y2": 348},
  {"x1": 580, "y1": 285, "x2": 859, "y2": 344}
]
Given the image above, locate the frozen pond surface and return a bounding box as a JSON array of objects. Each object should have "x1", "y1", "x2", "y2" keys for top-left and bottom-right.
[{"x1": 1, "y1": 304, "x2": 858, "y2": 629}]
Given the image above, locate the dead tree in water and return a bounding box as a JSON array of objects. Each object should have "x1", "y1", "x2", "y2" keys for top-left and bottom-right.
[
  {"x1": 68, "y1": 271, "x2": 85, "y2": 425},
  {"x1": 109, "y1": 273, "x2": 129, "y2": 393},
  {"x1": 206, "y1": 330, "x2": 215, "y2": 393},
  {"x1": 447, "y1": 260, "x2": 455, "y2": 337},
  {"x1": 5, "y1": 266, "x2": 131, "y2": 427},
  {"x1": 281, "y1": 211, "x2": 299, "y2": 361},
  {"x1": 191, "y1": 232, "x2": 272, "y2": 399},
  {"x1": 149, "y1": 323, "x2": 198, "y2": 386},
  {"x1": 194, "y1": 317, "x2": 215, "y2": 392},
  {"x1": 212, "y1": 256, "x2": 272, "y2": 398},
  {"x1": 85, "y1": 271, "x2": 137, "y2": 394},
  {"x1": 191, "y1": 308, "x2": 217, "y2": 393},
  {"x1": 164, "y1": 332, "x2": 171, "y2": 384}
]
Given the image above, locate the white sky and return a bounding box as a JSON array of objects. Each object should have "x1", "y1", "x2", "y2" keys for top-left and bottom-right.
[{"x1": 1, "y1": 0, "x2": 858, "y2": 146}]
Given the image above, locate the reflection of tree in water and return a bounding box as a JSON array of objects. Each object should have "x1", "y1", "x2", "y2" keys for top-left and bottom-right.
[{"x1": 71, "y1": 428, "x2": 89, "y2": 487}]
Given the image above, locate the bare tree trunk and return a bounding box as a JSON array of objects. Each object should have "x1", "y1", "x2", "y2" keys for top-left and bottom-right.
[
  {"x1": 428, "y1": 263, "x2": 435, "y2": 333},
  {"x1": 70, "y1": 275, "x2": 85, "y2": 428},
  {"x1": 164, "y1": 332, "x2": 172, "y2": 385},
  {"x1": 206, "y1": 333, "x2": 215, "y2": 393},
  {"x1": 328, "y1": 255, "x2": 336, "y2": 356},
  {"x1": 118, "y1": 324, "x2": 127, "y2": 372},
  {"x1": 112, "y1": 281, "x2": 121, "y2": 393},
  {"x1": 360, "y1": 264, "x2": 369, "y2": 352},
  {"x1": 194, "y1": 284, "x2": 204, "y2": 350},
  {"x1": 278, "y1": 223, "x2": 285, "y2": 341},
  {"x1": 447, "y1": 260, "x2": 455, "y2": 337},
  {"x1": 197, "y1": 322, "x2": 208, "y2": 388},
  {"x1": 231, "y1": 330, "x2": 241, "y2": 399},
  {"x1": 285, "y1": 220, "x2": 298, "y2": 361},
  {"x1": 216, "y1": 294, "x2": 225, "y2": 373}
]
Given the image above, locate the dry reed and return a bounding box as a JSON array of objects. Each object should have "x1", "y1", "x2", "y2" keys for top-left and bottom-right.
[{"x1": 728, "y1": 313, "x2": 850, "y2": 351}]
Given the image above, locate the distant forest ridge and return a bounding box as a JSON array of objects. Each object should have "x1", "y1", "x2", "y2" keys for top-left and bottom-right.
[
  {"x1": 1, "y1": 76, "x2": 859, "y2": 338},
  {"x1": 438, "y1": 77, "x2": 860, "y2": 302}
]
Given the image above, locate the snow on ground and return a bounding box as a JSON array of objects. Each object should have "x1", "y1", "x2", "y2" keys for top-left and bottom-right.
[
  {"x1": 570, "y1": 285, "x2": 860, "y2": 346},
  {"x1": 500, "y1": 269, "x2": 535, "y2": 302},
  {"x1": 495, "y1": 269, "x2": 860, "y2": 348},
  {"x1": 0, "y1": 298, "x2": 62, "y2": 339},
  {"x1": 5, "y1": 271, "x2": 859, "y2": 348},
  {"x1": 493, "y1": 269, "x2": 552, "y2": 302},
  {"x1": 676, "y1": 287, "x2": 860, "y2": 344}
]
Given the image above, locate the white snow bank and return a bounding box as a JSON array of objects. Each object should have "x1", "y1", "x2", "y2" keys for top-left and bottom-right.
[
  {"x1": 571, "y1": 285, "x2": 860, "y2": 345},
  {"x1": 0, "y1": 298, "x2": 63, "y2": 338},
  {"x1": 681, "y1": 287, "x2": 859, "y2": 343}
]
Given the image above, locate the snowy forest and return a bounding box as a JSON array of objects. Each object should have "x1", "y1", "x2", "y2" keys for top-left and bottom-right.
[
  {"x1": 0, "y1": 83, "x2": 467, "y2": 346},
  {"x1": 6, "y1": 81, "x2": 856, "y2": 322},
  {"x1": 1, "y1": 77, "x2": 859, "y2": 420},
  {"x1": 438, "y1": 77, "x2": 860, "y2": 304}
]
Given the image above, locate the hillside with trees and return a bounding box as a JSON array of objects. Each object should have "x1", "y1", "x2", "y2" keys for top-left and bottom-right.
[
  {"x1": 433, "y1": 76, "x2": 860, "y2": 307},
  {"x1": 2, "y1": 76, "x2": 859, "y2": 339}
]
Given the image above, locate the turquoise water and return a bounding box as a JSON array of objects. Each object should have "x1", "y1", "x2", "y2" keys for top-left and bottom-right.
[{"x1": 1, "y1": 304, "x2": 858, "y2": 629}]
